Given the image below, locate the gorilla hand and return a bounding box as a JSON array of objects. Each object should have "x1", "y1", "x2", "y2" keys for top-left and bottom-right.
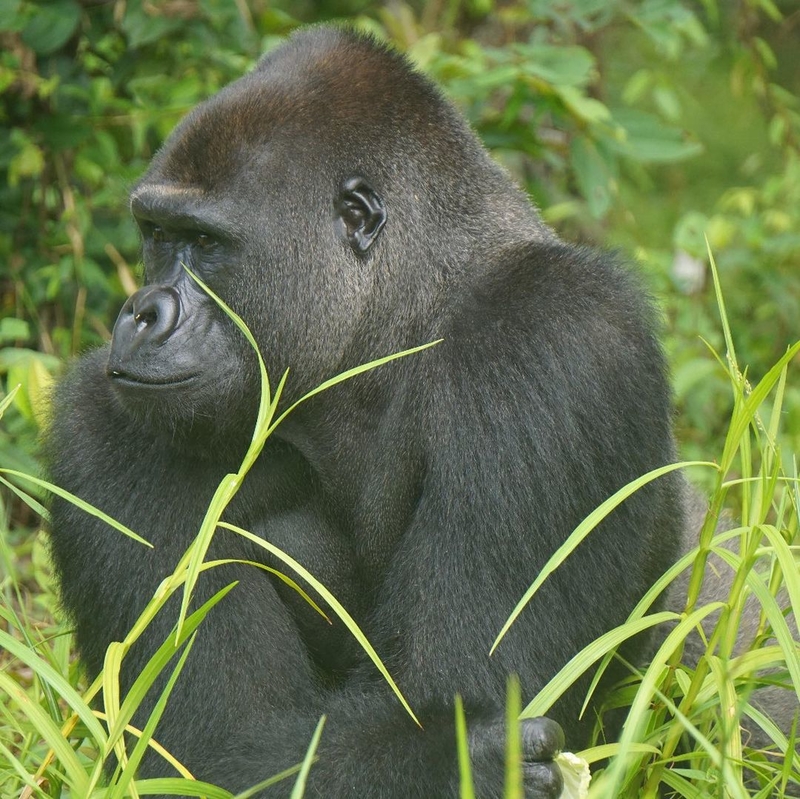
[
  {"x1": 522, "y1": 717, "x2": 566, "y2": 798},
  {"x1": 470, "y1": 715, "x2": 565, "y2": 798}
]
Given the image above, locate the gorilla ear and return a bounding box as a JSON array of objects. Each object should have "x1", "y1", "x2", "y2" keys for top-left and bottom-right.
[{"x1": 334, "y1": 177, "x2": 387, "y2": 255}]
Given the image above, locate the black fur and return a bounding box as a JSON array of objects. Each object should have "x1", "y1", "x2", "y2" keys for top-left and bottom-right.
[{"x1": 45, "y1": 27, "x2": 683, "y2": 798}]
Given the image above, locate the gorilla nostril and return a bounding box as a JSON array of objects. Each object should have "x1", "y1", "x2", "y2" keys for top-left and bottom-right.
[{"x1": 128, "y1": 286, "x2": 181, "y2": 338}]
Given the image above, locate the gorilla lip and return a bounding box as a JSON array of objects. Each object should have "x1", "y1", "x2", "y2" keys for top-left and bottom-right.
[{"x1": 107, "y1": 369, "x2": 199, "y2": 387}]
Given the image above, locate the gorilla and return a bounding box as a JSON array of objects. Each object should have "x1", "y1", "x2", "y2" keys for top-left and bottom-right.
[{"x1": 44, "y1": 26, "x2": 684, "y2": 798}]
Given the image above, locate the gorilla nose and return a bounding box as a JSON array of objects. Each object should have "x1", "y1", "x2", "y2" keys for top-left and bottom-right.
[{"x1": 109, "y1": 286, "x2": 181, "y2": 367}]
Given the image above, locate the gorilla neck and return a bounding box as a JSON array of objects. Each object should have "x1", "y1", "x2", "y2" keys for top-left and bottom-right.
[
  {"x1": 273, "y1": 373, "x2": 424, "y2": 567},
  {"x1": 128, "y1": 403, "x2": 257, "y2": 468}
]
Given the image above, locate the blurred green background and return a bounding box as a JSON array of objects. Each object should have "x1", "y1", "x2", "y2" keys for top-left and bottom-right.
[{"x1": 1, "y1": 0, "x2": 799, "y2": 493}]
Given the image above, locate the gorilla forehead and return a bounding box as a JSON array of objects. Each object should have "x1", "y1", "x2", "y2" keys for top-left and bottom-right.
[{"x1": 144, "y1": 27, "x2": 478, "y2": 193}]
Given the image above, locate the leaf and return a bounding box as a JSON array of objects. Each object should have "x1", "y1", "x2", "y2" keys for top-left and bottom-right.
[
  {"x1": 121, "y1": 1, "x2": 185, "y2": 48},
  {"x1": 0, "y1": 317, "x2": 29, "y2": 343},
  {"x1": 516, "y1": 44, "x2": 596, "y2": 88},
  {"x1": 557, "y1": 86, "x2": 611, "y2": 124},
  {"x1": 570, "y1": 136, "x2": 614, "y2": 218},
  {"x1": 0, "y1": 0, "x2": 22, "y2": 30},
  {"x1": 609, "y1": 109, "x2": 703, "y2": 164},
  {"x1": 21, "y1": 0, "x2": 81, "y2": 55},
  {"x1": 8, "y1": 131, "x2": 44, "y2": 186}
]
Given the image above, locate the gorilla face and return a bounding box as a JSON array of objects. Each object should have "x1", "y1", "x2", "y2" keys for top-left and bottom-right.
[{"x1": 106, "y1": 195, "x2": 248, "y2": 429}]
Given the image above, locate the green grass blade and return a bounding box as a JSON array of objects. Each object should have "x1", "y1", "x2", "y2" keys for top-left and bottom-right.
[
  {"x1": 522, "y1": 611, "x2": 678, "y2": 718},
  {"x1": 455, "y1": 695, "x2": 476, "y2": 799},
  {"x1": 596, "y1": 602, "x2": 727, "y2": 797},
  {"x1": 649, "y1": 683, "x2": 749, "y2": 799},
  {"x1": 103, "y1": 641, "x2": 127, "y2": 775},
  {"x1": 705, "y1": 654, "x2": 743, "y2": 787},
  {"x1": 757, "y1": 524, "x2": 800, "y2": 639},
  {"x1": 108, "y1": 584, "x2": 237, "y2": 749},
  {"x1": 111, "y1": 634, "x2": 199, "y2": 799},
  {"x1": 578, "y1": 742, "x2": 659, "y2": 764},
  {"x1": 269, "y1": 341, "x2": 442, "y2": 433},
  {"x1": 742, "y1": 703, "x2": 800, "y2": 776},
  {"x1": 0, "y1": 384, "x2": 19, "y2": 416},
  {"x1": 133, "y1": 778, "x2": 234, "y2": 797},
  {"x1": 713, "y1": 544, "x2": 800, "y2": 706},
  {"x1": 176, "y1": 473, "x2": 240, "y2": 642},
  {"x1": 583, "y1": 524, "x2": 746, "y2": 716},
  {"x1": 0, "y1": 671, "x2": 90, "y2": 795},
  {"x1": 289, "y1": 715, "x2": 326, "y2": 799},
  {"x1": 183, "y1": 266, "x2": 271, "y2": 418},
  {"x1": 0, "y1": 473, "x2": 49, "y2": 518},
  {"x1": 0, "y1": 469, "x2": 151, "y2": 546},
  {"x1": 0, "y1": 628, "x2": 107, "y2": 744},
  {"x1": 0, "y1": 741, "x2": 45, "y2": 797},
  {"x1": 232, "y1": 765, "x2": 304, "y2": 798},
  {"x1": 504, "y1": 674, "x2": 523, "y2": 799},
  {"x1": 717, "y1": 341, "x2": 800, "y2": 475},
  {"x1": 706, "y1": 240, "x2": 738, "y2": 376},
  {"x1": 175, "y1": 271, "x2": 438, "y2": 649},
  {"x1": 204, "y1": 559, "x2": 329, "y2": 620}
]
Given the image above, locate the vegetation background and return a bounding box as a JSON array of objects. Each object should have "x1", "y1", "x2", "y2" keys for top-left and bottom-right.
[{"x1": 0, "y1": 0, "x2": 799, "y2": 796}]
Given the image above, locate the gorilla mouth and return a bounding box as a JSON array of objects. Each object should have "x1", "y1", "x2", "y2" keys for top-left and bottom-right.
[{"x1": 108, "y1": 369, "x2": 199, "y2": 387}]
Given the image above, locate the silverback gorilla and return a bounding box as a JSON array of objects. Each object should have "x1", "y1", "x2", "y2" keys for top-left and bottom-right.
[{"x1": 45, "y1": 26, "x2": 684, "y2": 798}]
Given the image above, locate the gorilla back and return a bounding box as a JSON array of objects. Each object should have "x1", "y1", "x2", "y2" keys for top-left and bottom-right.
[{"x1": 45, "y1": 26, "x2": 682, "y2": 798}]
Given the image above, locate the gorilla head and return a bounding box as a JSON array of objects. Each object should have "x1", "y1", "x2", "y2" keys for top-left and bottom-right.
[{"x1": 108, "y1": 28, "x2": 547, "y2": 441}]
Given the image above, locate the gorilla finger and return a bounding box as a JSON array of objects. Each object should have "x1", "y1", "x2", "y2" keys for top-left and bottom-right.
[
  {"x1": 522, "y1": 759, "x2": 564, "y2": 799},
  {"x1": 521, "y1": 716, "x2": 566, "y2": 762}
]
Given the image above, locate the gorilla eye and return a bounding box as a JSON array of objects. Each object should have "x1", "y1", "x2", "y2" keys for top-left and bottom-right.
[
  {"x1": 152, "y1": 226, "x2": 165, "y2": 242},
  {"x1": 196, "y1": 233, "x2": 215, "y2": 248}
]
